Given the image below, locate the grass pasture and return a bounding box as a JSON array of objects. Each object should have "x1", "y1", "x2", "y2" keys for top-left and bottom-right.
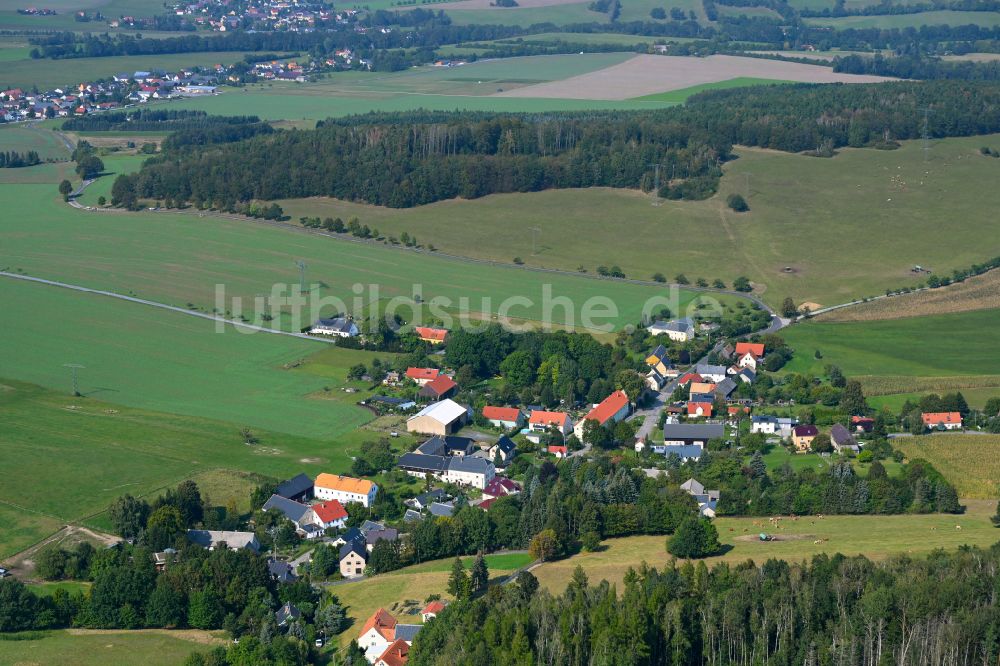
[
  {"x1": 0, "y1": 629, "x2": 223, "y2": 666},
  {"x1": 0, "y1": 501, "x2": 67, "y2": 560},
  {"x1": 633, "y1": 76, "x2": 796, "y2": 102},
  {"x1": 869, "y1": 387, "x2": 1000, "y2": 412},
  {"x1": 804, "y1": 9, "x2": 1000, "y2": 28},
  {"x1": 532, "y1": 499, "x2": 1000, "y2": 593},
  {"x1": 894, "y1": 435, "x2": 1000, "y2": 499},
  {"x1": 781, "y1": 309, "x2": 1000, "y2": 378},
  {"x1": 0, "y1": 124, "x2": 71, "y2": 161}
]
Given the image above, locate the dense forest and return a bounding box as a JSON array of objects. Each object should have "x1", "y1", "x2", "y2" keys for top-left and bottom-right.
[
  {"x1": 113, "y1": 80, "x2": 1000, "y2": 209},
  {"x1": 410, "y1": 546, "x2": 1000, "y2": 665}
]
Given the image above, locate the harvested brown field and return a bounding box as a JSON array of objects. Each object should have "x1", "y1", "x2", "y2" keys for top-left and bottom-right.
[
  {"x1": 817, "y1": 269, "x2": 1000, "y2": 322},
  {"x1": 494, "y1": 54, "x2": 895, "y2": 100}
]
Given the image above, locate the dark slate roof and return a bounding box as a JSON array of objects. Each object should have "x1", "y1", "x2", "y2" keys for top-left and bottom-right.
[
  {"x1": 275, "y1": 473, "x2": 313, "y2": 499},
  {"x1": 338, "y1": 527, "x2": 364, "y2": 544},
  {"x1": 414, "y1": 489, "x2": 447, "y2": 508},
  {"x1": 663, "y1": 423, "x2": 725, "y2": 440},
  {"x1": 447, "y1": 457, "x2": 493, "y2": 475},
  {"x1": 417, "y1": 435, "x2": 475, "y2": 457},
  {"x1": 404, "y1": 509, "x2": 422, "y2": 522},
  {"x1": 314, "y1": 317, "x2": 356, "y2": 333},
  {"x1": 268, "y1": 559, "x2": 296, "y2": 583},
  {"x1": 398, "y1": 452, "x2": 449, "y2": 474},
  {"x1": 360, "y1": 520, "x2": 386, "y2": 534},
  {"x1": 262, "y1": 494, "x2": 311, "y2": 524},
  {"x1": 830, "y1": 423, "x2": 857, "y2": 446},
  {"x1": 660, "y1": 445, "x2": 705, "y2": 459},
  {"x1": 366, "y1": 528, "x2": 399, "y2": 546},
  {"x1": 394, "y1": 624, "x2": 422, "y2": 642},
  {"x1": 340, "y1": 541, "x2": 367, "y2": 560},
  {"x1": 428, "y1": 502, "x2": 455, "y2": 517},
  {"x1": 276, "y1": 602, "x2": 301, "y2": 625},
  {"x1": 492, "y1": 435, "x2": 516, "y2": 456},
  {"x1": 715, "y1": 378, "x2": 737, "y2": 397}
]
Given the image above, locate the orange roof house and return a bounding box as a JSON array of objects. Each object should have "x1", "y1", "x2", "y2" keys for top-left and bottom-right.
[
  {"x1": 414, "y1": 326, "x2": 448, "y2": 344},
  {"x1": 376, "y1": 638, "x2": 410, "y2": 666},
  {"x1": 360, "y1": 608, "x2": 397, "y2": 645},
  {"x1": 529, "y1": 410, "x2": 571, "y2": 429},
  {"x1": 921, "y1": 412, "x2": 962, "y2": 429},
  {"x1": 574, "y1": 390, "x2": 630, "y2": 438},
  {"x1": 418, "y1": 374, "x2": 457, "y2": 399},
  {"x1": 405, "y1": 367, "x2": 440, "y2": 385},
  {"x1": 688, "y1": 402, "x2": 713, "y2": 417},
  {"x1": 314, "y1": 474, "x2": 377, "y2": 507},
  {"x1": 482, "y1": 406, "x2": 523, "y2": 425},
  {"x1": 735, "y1": 342, "x2": 765, "y2": 358},
  {"x1": 421, "y1": 600, "x2": 446, "y2": 621}
]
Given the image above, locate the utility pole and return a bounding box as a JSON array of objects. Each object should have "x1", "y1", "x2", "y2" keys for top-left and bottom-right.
[
  {"x1": 64, "y1": 363, "x2": 84, "y2": 396},
  {"x1": 295, "y1": 260, "x2": 307, "y2": 292},
  {"x1": 648, "y1": 163, "x2": 663, "y2": 206},
  {"x1": 529, "y1": 227, "x2": 541, "y2": 256}
]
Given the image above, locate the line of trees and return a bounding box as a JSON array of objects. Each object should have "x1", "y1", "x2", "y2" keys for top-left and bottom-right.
[
  {"x1": 0, "y1": 150, "x2": 41, "y2": 168},
  {"x1": 409, "y1": 545, "x2": 1000, "y2": 664},
  {"x1": 62, "y1": 109, "x2": 263, "y2": 132},
  {"x1": 110, "y1": 80, "x2": 1000, "y2": 211}
]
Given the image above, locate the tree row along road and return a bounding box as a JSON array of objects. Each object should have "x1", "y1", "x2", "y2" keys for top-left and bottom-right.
[{"x1": 0, "y1": 271, "x2": 337, "y2": 344}]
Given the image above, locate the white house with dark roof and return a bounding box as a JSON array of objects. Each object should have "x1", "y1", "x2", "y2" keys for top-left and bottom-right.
[
  {"x1": 647, "y1": 317, "x2": 695, "y2": 342},
  {"x1": 310, "y1": 316, "x2": 359, "y2": 337}
]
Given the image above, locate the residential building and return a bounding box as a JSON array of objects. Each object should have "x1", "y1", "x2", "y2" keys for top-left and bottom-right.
[
  {"x1": 405, "y1": 367, "x2": 440, "y2": 386},
  {"x1": 339, "y1": 541, "x2": 368, "y2": 578},
  {"x1": 487, "y1": 435, "x2": 517, "y2": 463},
  {"x1": 680, "y1": 478, "x2": 720, "y2": 518},
  {"x1": 312, "y1": 500, "x2": 349, "y2": 530},
  {"x1": 415, "y1": 435, "x2": 474, "y2": 457},
  {"x1": 689, "y1": 381, "x2": 716, "y2": 396},
  {"x1": 851, "y1": 416, "x2": 875, "y2": 433},
  {"x1": 645, "y1": 345, "x2": 677, "y2": 388},
  {"x1": 310, "y1": 317, "x2": 359, "y2": 337},
  {"x1": 830, "y1": 423, "x2": 860, "y2": 453},
  {"x1": 275, "y1": 602, "x2": 301, "y2": 627},
  {"x1": 662, "y1": 423, "x2": 725, "y2": 448},
  {"x1": 714, "y1": 377, "x2": 738, "y2": 399},
  {"x1": 428, "y1": 501, "x2": 455, "y2": 517},
  {"x1": 573, "y1": 390, "x2": 630, "y2": 439},
  {"x1": 365, "y1": 527, "x2": 400, "y2": 551},
  {"x1": 405, "y1": 489, "x2": 448, "y2": 510},
  {"x1": 314, "y1": 473, "x2": 378, "y2": 507},
  {"x1": 443, "y1": 456, "x2": 495, "y2": 489},
  {"x1": 421, "y1": 600, "x2": 447, "y2": 621},
  {"x1": 751, "y1": 415, "x2": 798, "y2": 438},
  {"x1": 647, "y1": 317, "x2": 694, "y2": 341},
  {"x1": 406, "y1": 399, "x2": 469, "y2": 436},
  {"x1": 548, "y1": 444, "x2": 568, "y2": 458},
  {"x1": 734, "y1": 342, "x2": 765, "y2": 358},
  {"x1": 358, "y1": 608, "x2": 396, "y2": 656},
  {"x1": 482, "y1": 406, "x2": 524, "y2": 430},
  {"x1": 792, "y1": 425, "x2": 819, "y2": 452},
  {"x1": 261, "y1": 494, "x2": 318, "y2": 535},
  {"x1": 267, "y1": 559, "x2": 296, "y2": 584},
  {"x1": 481, "y1": 476, "x2": 521, "y2": 500},
  {"x1": 414, "y1": 326, "x2": 448, "y2": 344},
  {"x1": 187, "y1": 530, "x2": 259, "y2": 552},
  {"x1": 692, "y1": 364, "x2": 727, "y2": 383},
  {"x1": 375, "y1": 639, "x2": 410, "y2": 666},
  {"x1": 527, "y1": 410, "x2": 573, "y2": 443},
  {"x1": 687, "y1": 402, "x2": 713, "y2": 418},
  {"x1": 922, "y1": 412, "x2": 963, "y2": 430}
]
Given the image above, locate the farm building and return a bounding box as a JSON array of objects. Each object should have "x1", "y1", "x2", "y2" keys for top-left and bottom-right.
[
  {"x1": 310, "y1": 317, "x2": 359, "y2": 337},
  {"x1": 482, "y1": 405, "x2": 524, "y2": 429},
  {"x1": 414, "y1": 326, "x2": 448, "y2": 344},
  {"x1": 406, "y1": 399, "x2": 470, "y2": 436},
  {"x1": 647, "y1": 317, "x2": 694, "y2": 341},
  {"x1": 314, "y1": 473, "x2": 378, "y2": 507},
  {"x1": 418, "y1": 374, "x2": 457, "y2": 400}
]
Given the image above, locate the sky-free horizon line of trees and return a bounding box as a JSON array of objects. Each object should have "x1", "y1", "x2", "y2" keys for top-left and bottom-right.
[{"x1": 110, "y1": 80, "x2": 1000, "y2": 210}]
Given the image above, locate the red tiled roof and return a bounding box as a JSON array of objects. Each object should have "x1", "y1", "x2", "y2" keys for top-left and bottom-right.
[
  {"x1": 922, "y1": 412, "x2": 962, "y2": 425},
  {"x1": 405, "y1": 367, "x2": 440, "y2": 381},
  {"x1": 422, "y1": 600, "x2": 446, "y2": 615},
  {"x1": 414, "y1": 326, "x2": 448, "y2": 342},
  {"x1": 678, "y1": 373, "x2": 702, "y2": 386},
  {"x1": 548, "y1": 445, "x2": 568, "y2": 455},
  {"x1": 735, "y1": 342, "x2": 765, "y2": 358},
  {"x1": 377, "y1": 638, "x2": 410, "y2": 666},
  {"x1": 483, "y1": 477, "x2": 521, "y2": 497},
  {"x1": 312, "y1": 499, "x2": 347, "y2": 523},
  {"x1": 687, "y1": 402, "x2": 713, "y2": 416},
  {"x1": 361, "y1": 608, "x2": 396, "y2": 642},
  {"x1": 478, "y1": 497, "x2": 497, "y2": 510},
  {"x1": 851, "y1": 416, "x2": 874, "y2": 424},
  {"x1": 482, "y1": 406, "x2": 521, "y2": 422},
  {"x1": 581, "y1": 390, "x2": 629, "y2": 426},
  {"x1": 530, "y1": 410, "x2": 570, "y2": 427},
  {"x1": 422, "y1": 375, "x2": 457, "y2": 395}
]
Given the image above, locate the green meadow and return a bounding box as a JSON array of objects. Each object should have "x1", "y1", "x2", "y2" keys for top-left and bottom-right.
[
  {"x1": 0, "y1": 124, "x2": 72, "y2": 161},
  {"x1": 633, "y1": 77, "x2": 796, "y2": 102},
  {"x1": 805, "y1": 10, "x2": 1000, "y2": 28},
  {"x1": 0, "y1": 629, "x2": 222, "y2": 666},
  {"x1": 781, "y1": 309, "x2": 1000, "y2": 378}
]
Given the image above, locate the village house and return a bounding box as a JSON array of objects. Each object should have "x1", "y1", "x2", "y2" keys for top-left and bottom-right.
[
  {"x1": 406, "y1": 399, "x2": 470, "y2": 436},
  {"x1": 645, "y1": 344, "x2": 678, "y2": 390},
  {"x1": 830, "y1": 423, "x2": 860, "y2": 453},
  {"x1": 573, "y1": 390, "x2": 630, "y2": 439},
  {"x1": 312, "y1": 500, "x2": 349, "y2": 530},
  {"x1": 187, "y1": 530, "x2": 259, "y2": 552},
  {"x1": 482, "y1": 406, "x2": 524, "y2": 430},
  {"x1": 414, "y1": 326, "x2": 448, "y2": 344},
  {"x1": 375, "y1": 639, "x2": 409, "y2": 666},
  {"x1": 687, "y1": 402, "x2": 713, "y2": 418},
  {"x1": 405, "y1": 367, "x2": 440, "y2": 386},
  {"x1": 527, "y1": 410, "x2": 573, "y2": 443},
  {"x1": 309, "y1": 316, "x2": 359, "y2": 337},
  {"x1": 792, "y1": 424, "x2": 819, "y2": 452},
  {"x1": 646, "y1": 423, "x2": 725, "y2": 460},
  {"x1": 680, "y1": 478, "x2": 720, "y2": 518},
  {"x1": 481, "y1": 476, "x2": 521, "y2": 500},
  {"x1": 922, "y1": 412, "x2": 963, "y2": 430},
  {"x1": 851, "y1": 415, "x2": 875, "y2": 433},
  {"x1": 751, "y1": 415, "x2": 798, "y2": 438},
  {"x1": 734, "y1": 342, "x2": 765, "y2": 370},
  {"x1": 421, "y1": 600, "x2": 447, "y2": 622},
  {"x1": 358, "y1": 608, "x2": 422, "y2": 663},
  {"x1": 692, "y1": 363, "x2": 727, "y2": 383},
  {"x1": 647, "y1": 317, "x2": 695, "y2": 342},
  {"x1": 261, "y1": 494, "x2": 320, "y2": 536},
  {"x1": 339, "y1": 541, "x2": 368, "y2": 578},
  {"x1": 274, "y1": 473, "x2": 313, "y2": 502},
  {"x1": 314, "y1": 473, "x2": 378, "y2": 507},
  {"x1": 397, "y1": 435, "x2": 496, "y2": 488},
  {"x1": 487, "y1": 434, "x2": 517, "y2": 464},
  {"x1": 548, "y1": 444, "x2": 569, "y2": 458},
  {"x1": 418, "y1": 374, "x2": 457, "y2": 401}
]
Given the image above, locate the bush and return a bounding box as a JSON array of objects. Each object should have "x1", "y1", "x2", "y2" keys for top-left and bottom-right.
[
  {"x1": 726, "y1": 193, "x2": 749, "y2": 212},
  {"x1": 667, "y1": 517, "x2": 721, "y2": 559}
]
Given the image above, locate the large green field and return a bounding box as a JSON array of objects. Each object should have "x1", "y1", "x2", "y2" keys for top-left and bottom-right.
[
  {"x1": 805, "y1": 9, "x2": 1000, "y2": 28},
  {"x1": 895, "y1": 434, "x2": 1000, "y2": 499},
  {"x1": 781, "y1": 309, "x2": 1000, "y2": 378},
  {"x1": 0, "y1": 277, "x2": 378, "y2": 439},
  {"x1": 0, "y1": 177, "x2": 721, "y2": 331},
  {"x1": 0, "y1": 0, "x2": 169, "y2": 31},
  {"x1": 0, "y1": 124, "x2": 72, "y2": 161},
  {"x1": 281, "y1": 134, "x2": 1000, "y2": 309}
]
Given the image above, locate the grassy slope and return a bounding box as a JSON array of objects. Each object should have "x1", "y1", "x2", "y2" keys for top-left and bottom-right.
[
  {"x1": 0, "y1": 629, "x2": 222, "y2": 666},
  {"x1": 282, "y1": 134, "x2": 1000, "y2": 309},
  {"x1": 0, "y1": 278, "x2": 377, "y2": 439},
  {"x1": 0, "y1": 51, "x2": 263, "y2": 90},
  {"x1": 0, "y1": 179, "x2": 717, "y2": 331},
  {"x1": 0, "y1": 124, "x2": 72, "y2": 161},
  {"x1": 894, "y1": 434, "x2": 1000, "y2": 499},
  {"x1": 532, "y1": 499, "x2": 1000, "y2": 594},
  {"x1": 780, "y1": 309, "x2": 1000, "y2": 377}
]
